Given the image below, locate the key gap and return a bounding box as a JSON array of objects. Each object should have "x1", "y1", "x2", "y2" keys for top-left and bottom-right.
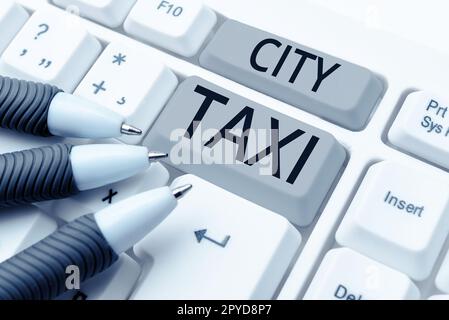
[
  {"x1": 274, "y1": 150, "x2": 351, "y2": 299},
  {"x1": 381, "y1": 87, "x2": 418, "y2": 145},
  {"x1": 417, "y1": 229, "x2": 449, "y2": 298},
  {"x1": 356, "y1": 72, "x2": 389, "y2": 132},
  {"x1": 297, "y1": 158, "x2": 382, "y2": 299}
]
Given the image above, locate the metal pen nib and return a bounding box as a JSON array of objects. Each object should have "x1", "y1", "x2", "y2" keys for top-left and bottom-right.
[
  {"x1": 148, "y1": 151, "x2": 168, "y2": 162},
  {"x1": 121, "y1": 123, "x2": 143, "y2": 136},
  {"x1": 172, "y1": 184, "x2": 193, "y2": 199}
]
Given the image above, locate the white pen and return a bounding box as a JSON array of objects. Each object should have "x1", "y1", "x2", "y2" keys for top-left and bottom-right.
[
  {"x1": 0, "y1": 143, "x2": 168, "y2": 207},
  {"x1": 0, "y1": 184, "x2": 192, "y2": 300},
  {"x1": 0, "y1": 75, "x2": 142, "y2": 138}
]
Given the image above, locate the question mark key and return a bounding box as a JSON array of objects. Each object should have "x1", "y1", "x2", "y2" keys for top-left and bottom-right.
[
  {"x1": 0, "y1": 7, "x2": 102, "y2": 92},
  {"x1": 34, "y1": 23, "x2": 50, "y2": 40}
]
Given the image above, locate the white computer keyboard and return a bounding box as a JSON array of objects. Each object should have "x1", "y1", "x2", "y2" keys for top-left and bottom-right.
[{"x1": 1, "y1": 0, "x2": 449, "y2": 300}]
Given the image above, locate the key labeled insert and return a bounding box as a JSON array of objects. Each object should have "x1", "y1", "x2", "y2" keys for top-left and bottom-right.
[{"x1": 336, "y1": 161, "x2": 449, "y2": 280}]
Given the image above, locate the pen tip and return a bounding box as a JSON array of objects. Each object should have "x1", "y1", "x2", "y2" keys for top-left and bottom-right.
[
  {"x1": 148, "y1": 151, "x2": 169, "y2": 162},
  {"x1": 121, "y1": 123, "x2": 143, "y2": 136},
  {"x1": 172, "y1": 184, "x2": 193, "y2": 200}
]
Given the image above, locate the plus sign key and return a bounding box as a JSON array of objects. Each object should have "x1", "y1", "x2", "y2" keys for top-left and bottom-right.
[
  {"x1": 389, "y1": 91, "x2": 449, "y2": 169},
  {"x1": 75, "y1": 42, "x2": 178, "y2": 144},
  {"x1": 0, "y1": 7, "x2": 101, "y2": 92}
]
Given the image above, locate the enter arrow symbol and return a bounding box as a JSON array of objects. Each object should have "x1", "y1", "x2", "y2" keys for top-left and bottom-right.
[{"x1": 194, "y1": 229, "x2": 231, "y2": 248}]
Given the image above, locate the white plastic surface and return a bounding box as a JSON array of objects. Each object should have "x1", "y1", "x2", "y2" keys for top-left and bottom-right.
[
  {"x1": 304, "y1": 248, "x2": 420, "y2": 300},
  {"x1": 131, "y1": 175, "x2": 301, "y2": 300},
  {"x1": 70, "y1": 144, "x2": 150, "y2": 191},
  {"x1": 428, "y1": 295, "x2": 449, "y2": 300},
  {"x1": 124, "y1": 0, "x2": 217, "y2": 57},
  {"x1": 435, "y1": 250, "x2": 449, "y2": 294},
  {"x1": 74, "y1": 41, "x2": 178, "y2": 144},
  {"x1": 52, "y1": 0, "x2": 136, "y2": 28},
  {"x1": 94, "y1": 186, "x2": 177, "y2": 255},
  {"x1": 0, "y1": 1, "x2": 29, "y2": 55},
  {"x1": 0, "y1": 6, "x2": 101, "y2": 92},
  {"x1": 48, "y1": 92, "x2": 125, "y2": 139}
]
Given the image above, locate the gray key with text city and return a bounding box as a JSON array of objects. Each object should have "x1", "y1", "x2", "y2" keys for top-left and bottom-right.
[{"x1": 200, "y1": 20, "x2": 383, "y2": 130}]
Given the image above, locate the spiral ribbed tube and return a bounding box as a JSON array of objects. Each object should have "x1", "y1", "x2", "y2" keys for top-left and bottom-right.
[
  {"x1": 0, "y1": 76, "x2": 62, "y2": 136},
  {"x1": 0, "y1": 143, "x2": 79, "y2": 207},
  {"x1": 0, "y1": 214, "x2": 119, "y2": 300}
]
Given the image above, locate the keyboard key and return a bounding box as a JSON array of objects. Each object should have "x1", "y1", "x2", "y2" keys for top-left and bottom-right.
[
  {"x1": 75, "y1": 42, "x2": 178, "y2": 144},
  {"x1": 144, "y1": 76, "x2": 346, "y2": 226},
  {"x1": 124, "y1": 0, "x2": 217, "y2": 57},
  {"x1": 435, "y1": 249, "x2": 449, "y2": 294},
  {"x1": 131, "y1": 174, "x2": 301, "y2": 299},
  {"x1": 36, "y1": 163, "x2": 169, "y2": 222},
  {"x1": 336, "y1": 161, "x2": 449, "y2": 280},
  {"x1": 0, "y1": 1, "x2": 29, "y2": 55},
  {"x1": 389, "y1": 91, "x2": 449, "y2": 169},
  {"x1": 200, "y1": 20, "x2": 383, "y2": 130},
  {"x1": 0, "y1": 7, "x2": 101, "y2": 92},
  {"x1": 0, "y1": 206, "x2": 58, "y2": 263},
  {"x1": 304, "y1": 248, "x2": 420, "y2": 300},
  {"x1": 53, "y1": 0, "x2": 136, "y2": 28},
  {"x1": 57, "y1": 254, "x2": 140, "y2": 300}
]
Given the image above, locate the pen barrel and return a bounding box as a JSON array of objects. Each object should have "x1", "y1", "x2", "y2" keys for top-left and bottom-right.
[
  {"x1": 0, "y1": 76, "x2": 62, "y2": 136},
  {"x1": 0, "y1": 143, "x2": 79, "y2": 207},
  {"x1": 0, "y1": 214, "x2": 119, "y2": 300}
]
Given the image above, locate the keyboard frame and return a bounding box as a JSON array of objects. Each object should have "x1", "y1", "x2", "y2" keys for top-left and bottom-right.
[{"x1": 16, "y1": 0, "x2": 449, "y2": 300}]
